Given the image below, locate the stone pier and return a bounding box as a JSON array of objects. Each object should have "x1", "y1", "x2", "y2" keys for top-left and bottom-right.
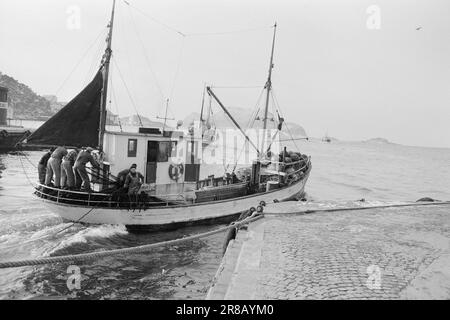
[{"x1": 207, "y1": 204, "x2": 450, "y2": 300}]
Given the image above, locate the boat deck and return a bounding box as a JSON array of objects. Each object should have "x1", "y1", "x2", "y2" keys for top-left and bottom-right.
[{"x1": 34, "y1": 159, "x2": 310, "y2": 210}]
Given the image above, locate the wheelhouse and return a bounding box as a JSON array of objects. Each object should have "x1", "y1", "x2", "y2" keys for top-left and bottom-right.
[{"x1": 101, "y1": 127, "x2": 202, "y2": 198}]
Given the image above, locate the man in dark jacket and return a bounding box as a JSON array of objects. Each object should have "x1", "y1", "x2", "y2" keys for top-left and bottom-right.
[
  {"x1": 116, "y1": 166, "x2": 133, "y2": 188},
  {"x1": 124, "y1": 164, "x2": 144, "y2": 195},
  {"x1": 74, "y1": 147, "x2": 100, "y2": 192},
  {"x1": 37, "y1": 147, "x2": 55, "y2": 184}
]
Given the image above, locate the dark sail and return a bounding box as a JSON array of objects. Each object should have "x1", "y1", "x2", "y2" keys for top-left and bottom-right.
[{"x1": 26, "y1": 69, "x2": 103, "y2": 148}]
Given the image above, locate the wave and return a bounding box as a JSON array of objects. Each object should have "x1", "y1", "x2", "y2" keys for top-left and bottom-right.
[
  {"x1": 0, "y1": 213, "x2": 61, "y2": 236},
  {"x1": 48, "y1": 225, "x2": 129, "y2": 253}
]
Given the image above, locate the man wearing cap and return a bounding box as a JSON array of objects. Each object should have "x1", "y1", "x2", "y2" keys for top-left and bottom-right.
[
  {"x1": 74, "y1": 147, "x2": 100, "y2": 192},
  {"x1": 45, "y1": 146, "x2": 68, "y2": 188},
  {"x1": 124, "y1": 164, "x2": 144, "y2": 195}
]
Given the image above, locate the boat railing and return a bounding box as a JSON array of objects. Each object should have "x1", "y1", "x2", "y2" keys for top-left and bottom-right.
[
  {"x1": 285, "y1": 163, "x2": 309, "y2": 177},
  {"x1": 269, "y1": 158, "x2": 309, "y2": 166},
  {"x1": 266, "y1": 157, "x2": 310, "y2": 178},
  {"x1": 34, "y1": 184, "x2": 182, "y2": 207},
  {"x1": 35, "y1": 183, "x2": 112, "y2": 197},
  {"x1": 196, "y1": 175, "x2": 240, "y2": 189}
]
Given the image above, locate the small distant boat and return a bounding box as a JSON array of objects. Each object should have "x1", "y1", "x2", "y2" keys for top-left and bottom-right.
[
  {"x1": 0, "y1": 86, "x2": 31, "y2": 151},
  {"x1": 322, "y1": 131, "x2": 331, "y2": 143},
  {"x1": 21, "y1": 0, "x2": 311, "y2": 232}
]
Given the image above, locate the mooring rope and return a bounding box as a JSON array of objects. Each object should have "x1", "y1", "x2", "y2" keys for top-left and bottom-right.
[
  {"x1": 0, "y1": 213, "x2": 264, "y2": 269},
  {"x1": 266, "y1": 200, "x2": 450, "y2": 215}
]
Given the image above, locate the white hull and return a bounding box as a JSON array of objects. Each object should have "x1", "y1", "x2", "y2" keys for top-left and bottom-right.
[{"x1": 37, "y1": 172, "x2": 309, "y2": 231}]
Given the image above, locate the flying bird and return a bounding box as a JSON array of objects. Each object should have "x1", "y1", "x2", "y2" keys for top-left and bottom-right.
[{"x1": 416, "y1": 26, "x2": 422, "y2": 31}]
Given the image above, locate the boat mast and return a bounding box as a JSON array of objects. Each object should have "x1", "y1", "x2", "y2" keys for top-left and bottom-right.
[
  {"x1": 261, "y1": 23, "x2": 277, "y2": 156},
  {"x1": 98, "y1": 0, "x2": 116, "y2": 151},
  {"x1": 200, "y1": 85, "x2": 206, "y2": 124}
]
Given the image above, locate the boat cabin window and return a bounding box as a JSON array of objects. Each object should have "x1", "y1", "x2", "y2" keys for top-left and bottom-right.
[
  {"x1": 157, "y1": 141, "x2": 177, "y2": 162},
  {"x1": 128, "y1": 139, "x2": 137, "y2": 157}
]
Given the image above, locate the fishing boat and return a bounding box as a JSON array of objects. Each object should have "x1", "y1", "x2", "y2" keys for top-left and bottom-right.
[
  {"x1": 21, "y1": 0, "x2": 311, "y2": 232},
  {"x1": 322, "y1": 131, "x2": 331, "y2": 143}
]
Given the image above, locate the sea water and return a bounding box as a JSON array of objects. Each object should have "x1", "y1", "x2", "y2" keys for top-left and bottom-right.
[{"x1": 0, "y1": 140, "x2": 449, "y2": 299}]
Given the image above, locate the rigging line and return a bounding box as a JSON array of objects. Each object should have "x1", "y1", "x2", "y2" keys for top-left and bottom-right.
[
  {"x1": 127, "y1": 5, "x2": 166, "y2": 101},
  {"x1": 118, "y1": 2, "x2": 137, "y2": 89},
  {"x1": 264, "y1": 95, "x2": 284, "y2": 153},
  {"x1": 44, "y1": 207, "x2": 97, "y2": 254},
  {"x1": 55, "y1": 208, "x2": 95, "y2": 236},
  {"x1": 123, "y1": 0, "x2": 186, "y2": 37},
  {"x1": 20, "y1": 152, "x2": 37, "y2": 169},
  {"x1": 112, "y1": 57, "x2": 144, "y2": 127},
  {"x1": 168, "y1": 36, "x2": 186, "y2": 112},
  {"x1": 229, "y1": 88, "x2": 266, "y2": 173},
  {"x1": 55, "y1": 27, "x2": 107, "y2": 96},
  {"x1": 159, "y1": 36, "x2": 186, "y2": 123},
  {"x1": 210, "y1": 86, "x2": 264, "y2": 89},
  {"x1": 110, "y1": 78, "x2": 123, "y2": 132},
  {"x1": 185, "y1": 26, "x2": 272, "y2": 37},
  {"x1": 108, "y1": 64, "x2": 123, "y2": 132},
  {"x1": 122, "y1": 1, "x2": 271, "y2": 38},
  {"x1": 240, "y1": 88, "x2": 265, "y2": 142},
  {"x1": 18, "y1": 153, "x2": 36, "y2": 188},
  {"x1": 271, "y1": 88, "x2": 302, "y2": 151},
  {"x1": 84, "y1": 32, "x2": 107, "y2": 86}
]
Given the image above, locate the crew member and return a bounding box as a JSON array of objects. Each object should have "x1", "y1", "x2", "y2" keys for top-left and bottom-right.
[
  {"x1": 124, "y1": 164, "x2": 144, "y2": 195},
  {"x1": 74, "y1": 147, "x2": 100, "y2": 192},
  {"x1": 61, "y1": 148, "x2": 79, "y2": 190},
  {"x1": 116, "y1": 165, "x2": 135, "y2": 188},
  {"x1": 37, "y1": 147, "x2": 55, "y2": 184},
  {"x1": 45, "y1": 146, "x2": 68, "y2": 188}
]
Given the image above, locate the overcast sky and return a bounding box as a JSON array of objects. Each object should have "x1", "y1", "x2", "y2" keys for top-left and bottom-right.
[{"x1": 0, "y1": 0, "x2": 449, "y2": 148}]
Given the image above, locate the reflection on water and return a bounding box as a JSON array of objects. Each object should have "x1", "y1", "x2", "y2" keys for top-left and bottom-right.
[{"x1": 0, "y1": 140, "x2": 449, "y2": 299}]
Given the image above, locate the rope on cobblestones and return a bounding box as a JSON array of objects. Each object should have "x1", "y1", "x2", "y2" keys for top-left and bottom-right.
[
  {"x1": 270, "y1": 200, "x2": 450, "y2": 215},
  {"x1": 0, "y1": 213, "x2": 264, "y2": 269}
]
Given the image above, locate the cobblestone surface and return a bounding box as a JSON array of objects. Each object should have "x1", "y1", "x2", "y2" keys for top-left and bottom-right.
[{"x1": 208, "y1": 205, "x2": 450, "y2": 300}]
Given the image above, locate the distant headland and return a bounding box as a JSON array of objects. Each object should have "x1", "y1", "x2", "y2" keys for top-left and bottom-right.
[{"x1": 362, "y1": 137, "x2": 392, "y2": 144}]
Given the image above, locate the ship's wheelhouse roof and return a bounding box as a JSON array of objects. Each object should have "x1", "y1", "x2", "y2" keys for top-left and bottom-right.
[{"x1": 104, "y1": 129, "x2": 184, "y2": 141}]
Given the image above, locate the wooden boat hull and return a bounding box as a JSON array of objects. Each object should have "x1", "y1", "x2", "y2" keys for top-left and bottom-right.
[
  {"x1": 0, "y1": 128, "x2": 31, "y2": 151},
  {"x1": 36, "y1": 168, "x2": 310, "y2": 232}
]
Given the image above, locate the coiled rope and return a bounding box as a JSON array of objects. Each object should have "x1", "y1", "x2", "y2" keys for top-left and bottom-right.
[{"x1": 0, "y1": 213, "x2": 264, "y2": 269}]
